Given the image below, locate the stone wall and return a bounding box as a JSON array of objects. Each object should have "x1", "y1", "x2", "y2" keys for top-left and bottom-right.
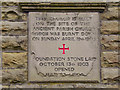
[{"x1": 1, "y1": 1, "x2": 120, "y2": 89}]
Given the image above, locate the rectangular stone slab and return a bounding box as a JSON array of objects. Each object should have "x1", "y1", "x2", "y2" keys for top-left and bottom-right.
[{"x1": 28, "y1": 12, "x2": 100, "y2": 82}]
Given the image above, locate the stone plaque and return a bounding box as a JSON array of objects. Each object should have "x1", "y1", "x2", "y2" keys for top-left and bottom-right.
[{"x1": 29, "y1": 12, "x2": 100, "y2": 82}]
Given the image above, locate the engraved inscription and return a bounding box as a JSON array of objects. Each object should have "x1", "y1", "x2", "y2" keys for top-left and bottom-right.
[{"x1": 29, "y1": 12, "x2": 100, "y2": 82}]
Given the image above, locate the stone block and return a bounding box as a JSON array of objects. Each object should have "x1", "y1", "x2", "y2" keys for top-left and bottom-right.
[
  {"x1": 101, "y1": 7, "x2": 119, "y2": 20},
  {"x1": 101, "y1": 35, "x2": 120, "y2": 50},
  {"x1": 2, "y1": 36, "x2": 27, "y2": 51},
  {"x1": 2, "y1": 69, "x2": 27, "y2": 84},
  {"x1": 2, "y1": 2, "x2": 18, "y2": 6},
  {"x1": 2, "y1": 7, "x2": 27, "y2": 21},
  {"x1": 2, "y1": 21, "x2": 27, "y2": 36},
  {"x1": 102, "y1": 68, "x2": 119, "y2": 83},
  {"x1": 101, "y1": 51, "x2": 120, "y2": 67},
  {"x1": 2, "y1": 52, "x2": 27, "y2": 69},
  {"x1": 101, "y1": 21, "x2": 119, "y2": 34}
]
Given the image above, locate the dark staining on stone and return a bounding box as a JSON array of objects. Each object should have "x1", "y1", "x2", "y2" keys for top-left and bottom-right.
[{"x1": 6, "y1": 11, "x2": 19, "y2": 21}]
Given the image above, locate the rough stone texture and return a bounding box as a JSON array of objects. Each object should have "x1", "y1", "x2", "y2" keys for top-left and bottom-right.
[
  {"x1": 2, "y1": 21, "x2": 27, "y2": 36},
  {"x1": 0, "y1": 70, "x2": 2, "y2": 84},
  {"x1": 0, "y1": 8, "x2": 1, "y2": 21},
  {"x1": 2, "y1": 85, "x2": 9, "y2": 88},
  {"x1": 2, "y1": 69, "x2": 27, "y2": 84},
  {"x1": 0, "y1": 22, "x2": 1, "y2": 31},
  {"x1": 0, "y1": 77, "x2": 2, "y2": 84},
  {"x1": 0, "y1": 37, "x2": 1, "y2": 51},
  {"x1": 2, "y1": 36, "x2": 27, "y2": 51},
  {"x1": 0, "y1": 58, "x2": 1, "y2": 68},
  {"x1": 106, "y1": 0, "x2": 119, "y2": 2},
  {"x1": 2, "y1": 7, "x2": 27, "y2": 21},
  {"x1": 101, "y1": 7, "x2": 119, "y2": 20},
  {"x1": 9, "y1": 83, "x2": 119, "y2": 88},
  {"x1": 101, "y1": 21, "x2": 119, "y2": 34},
  {"x1": 1, "y1": 0, "x2": 116, "y2": 2},
  {"x1": 102, "y1": 68, "x2": 120, "y2": 83},
  {"x1": 2, "y1": 2, "x2": 18, "y2": 6},
  {"x1": 0, "y1": 85, "x2": 1, "y2": 89},
  {"x1": 108, "y1": 2, "x2": 119, "y2": 6},
  {"x1": 2, "y1": 52, "x2": 27, "y2": 69},
  {"x1": 101, "y1": 35, "x2": 120, "y2": 50},
  {"x1": 0, "y1": 2, "x2": 1, "y2": 6},
  {"x1": 101, "y1": 51, "x2": 120, "y2": 67}
]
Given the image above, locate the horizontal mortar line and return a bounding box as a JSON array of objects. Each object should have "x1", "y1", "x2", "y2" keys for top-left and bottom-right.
[
  {"x1": 2, "y1": 67, "x2": 27, "y2": 70},
  {"x1": 2, "y1": 84, "x2": 27, "y2": 86},
  {"x1": 20, "y1": 5, "x2": 107, "y2": 7},
  {"x1": 19, "y1": 1, "x2": 117, "y2": 2},
  {"x1": 2, "y1": 83, "x2": 14, "y2": 86},
  {"x1": 98, "y1": 82, "x2": 119, "y2": 85},
  {"x1": 100, "y1": 34, "x2": 120, "y2": 35},
  {"x1": 1, "y1": 20, "x2": 27, "y2": 22},
  {"x1": 101, "y1": 50, "x2": 119, "y2": 52},
  {"x1": 21, "y1": 5, "x2": 105, "y2": 9},
  {"x1": 101, "y1": 20, "x2": 119, "y2": 22},
  {"x1": 1, "y1": 20, "x2": 28, "y2": 24},
  {"x1": 1, "y1": 35, "x2": 27, "y2": 37},
  {"x1": 2, "y1": 50, "x2": 28, "y2": 53},
  {"x1": 1, "y1": 6, "x2": 18, "y2": 8},
  {"x1": 21, "y1": 7, "x2": 105, "y2": 9},
  {"x1": 2, "y1": 81, "x2": 118, "y2": 86},
  {"x1": 2, "y1": 68, "x2": 26, "y2": 70},
  {"x1": 22, "y1": 10, "x2": 106, "y2": 12},
  {"x1": 19, "y1": 2, "x2": 107, "y2": 4},
  {"x1": 108, "y1": 6, "x2": 119, "y2": 8},
  {"x1": 2, "y1": 35, "x2": 28, "y2": 37},
  {"x1": 20, "y1": 3, "x2": 106, "y2": 5},
  {"x1": 101, "y1": 67, "x2": 120, "y2": 69}
]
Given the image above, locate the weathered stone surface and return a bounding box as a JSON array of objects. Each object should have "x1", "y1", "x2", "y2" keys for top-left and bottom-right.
[
  {"x1": 0, "y1": 70, "x2": 2, "y2": 84},
  {"x1": 106, "y1": 0, "x2": 119, "y2": 2},
  {"x1": 101, "y1": 51, "x2": 120, "y2": 67},
  {"x1": 0, "y1": 85, "x2": 1, "y2": 90},
  {"x1": 0, "y1": 20, "x2": 1, "y2": 32},
  {"x1": 101, "y1": 21, "x2": 119, "y2": 34},
  {"x1": 0, "y1": 2, "x2": 1, "y2": 7},
  {"x1": 2, "y1": 2, "x2": 18, "y2": 6},
  {"x1": 1, "y1": 12, "x2": 5, "y2": 20},
  {"x1": 0, "y1": 58, "x2": 1, "y2": 68},
  {"x1": 101, "y1": 7, "x2": 119, "y2": 20},
  {"x1": 2, "y1": 7, "x2": 27, "y2": 21},
  {"x1": 102, "y1": 68, "x2": 120, "y2": 83},
  {"x1": 0, "y1": 8, "x2": 1, "y2": 21},
  {"x1": 29, "y1": 12, "x2": 100, "y2": 82},
  {"x1": 2, "y1": 85, "x2": 9, "y2": 88},
  {"x1": 101, "y1": 35, "x2": 120, "y2": 50},
  {"x1": 3, "y1": 52, "x2": 27, "y2": 69},
  {"x1": 1, "y1": 0, "x2": 119, "y2": 2},
  {"x1": 0, "y1": 36, "x2": 2, "y2": 51},
  {"x1": 2, "y1": 21, "x2": 27, "y2": 36},
  {"x1": 108, "y1": 2, "x2": 119, "y2": 6},
  {"x1": 2, "y1": 69, "x2": 27, "y2": 84},
  {"x1": 0, "y1": 77, "x2": 2, "y2": 84},
  {"x1": 2, "y1": 36, "x2": 27, "y2": 51},
  {"x1": 9, "y1": 83, "x2": 119, "y2": 88}
]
